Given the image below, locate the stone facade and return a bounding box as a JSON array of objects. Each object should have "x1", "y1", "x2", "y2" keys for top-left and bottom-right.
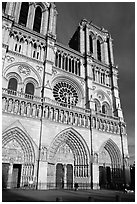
[{"x1": 2, "y1": 2, "x2": 130, "y2": 190}]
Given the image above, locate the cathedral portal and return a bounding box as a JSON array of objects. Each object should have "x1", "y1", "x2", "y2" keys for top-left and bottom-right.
[
  {"x1": 47, "y1": 128, "x2": 90, "y2": 189},
  {"x1": 2, "y1": 127, "x2": 35, "y2": 189}
]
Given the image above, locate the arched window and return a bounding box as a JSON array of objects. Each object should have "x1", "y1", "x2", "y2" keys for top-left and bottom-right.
[
  {"x1": 8, "y1": 78, "x2": 18, "y2": 95},
  {"x1": 97, "y1": 40, "x2": 101, "y2": 61},
  {"x1": 102, "y1": 104, "x2": 109, "y2": 115},
  {"x1": 89, "y1": 35, "x2": 93, "y2": 53},
  {"x1": 55, "y1": 52, "x2": 58, "y2": 67},
  {"x1": 2, "y1": 2, "x2": 7, "y2": 12},
  {"x1": 25, "y1": 82, "x2": 34, "y2": 96},
  {"x1": 19, "y1": 2, "x2": 29, "y2": 26},
  {"x1": 94, "y1": 99, "x2": 100, "y2": 112},
  {"x1": 33, "y1": 6, "x2": 42, "y2": 33}
]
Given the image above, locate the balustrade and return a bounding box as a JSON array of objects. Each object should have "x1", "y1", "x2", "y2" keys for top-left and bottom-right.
[
  {"x1": 55, "y1": 47, "x2": 81, "y2": 76},
  {"x1": 2, "y1": 88, "x2": 124, "y2": 134},
  {"x1": 92, "y1": 66, "x2": 111, "y2": 87},
  {"x1": 9, "y1": 30, "x2": 45, "y2": 61}
]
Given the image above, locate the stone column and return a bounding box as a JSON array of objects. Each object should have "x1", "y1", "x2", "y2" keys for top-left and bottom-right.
[
  {"x1": 64, "y1": 164, "x2": 67, "y2": 189},
  {"x1": 101, "y1": 41, "x2": 105, "y2": 63},
  {"x1": 28, "y1": 41, "x2": 32, "y2": 58},
  {"x1": 93, "y1": 36, "x2": 97, "y2": 59},
  {"x1": 80, "y1": 25, "x2": 85, "y2": 54},
  {"x1": 27, "y1": 3, "x2": 35, "y2": 29},
  {"x1": 52, "y1": 9, "x2": 57, "y2": 36},
  {"x1": 48, "y1": 3, "x2": 55, "y2": 34},
  {"x1": 42, "y1": 9, "x2": 49, "y2": 35},
  {"x1": 8, "y1": 2, "x2": 14, "y2": 16},
  {"x1": 104, "y1": 40, "x2": 109, "y2": 65},
  {"x1": 93, "y1": 154, "x2": 100, "y2": 189},
  {"x1": 109, "y1": 37, "x2": 114, "y2": 65},
  {"x1": 14, "y1": 2, "x2": 21, "y2": 23},
  {"x1": 7, "y1": 163, "x2": 13, "y2": 189}
]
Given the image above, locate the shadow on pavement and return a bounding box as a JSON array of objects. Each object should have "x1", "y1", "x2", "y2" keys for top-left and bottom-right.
[{"x1": 2, "y1": 189, "x2": 46, "y2": 202}]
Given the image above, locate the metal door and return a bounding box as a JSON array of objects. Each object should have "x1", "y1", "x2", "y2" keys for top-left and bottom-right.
[
  {"x1": 56, "y1": 163, "x2": 64, "y2": 189},
  {"x1": 12, "y1": 164, "x2": 22, "y2": 188},
  {"x1": 2, "y1": 163, "x2": 10, "y2": 189},
  {"x1": 67, "y1": 164, "x2": 73, "y2": 189}
]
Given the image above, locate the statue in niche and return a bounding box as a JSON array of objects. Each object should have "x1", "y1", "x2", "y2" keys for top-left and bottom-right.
[
  {"x1": 55, "y1": 109, "x2": 59, "y2": 122},
  {"x1": 2, "y1": 97, "x2": 7, "y2": 111},
  {"x1": 20, "y1": 101, "x2": 25, "y2": 115},
  {"x1": 32, "y1": 104, "x2": 37, "y2": 117},
  {"x1": 66, "y1": 111, "x2": 69, "y2": 124},
  {"x1": 92, "y1": 117, "x2": 96, "y2": 128},
  {"x1": 75, "y1": 114, "x2": 78, "y2": 126},
  {"x1": 7, "y1": 98, "x2": 13, "y2": 112},
  {"x1": 94, "y1": 153, "x2": 98, "y2": 163},
  {"x1": 50, "y1": 108, "x2": 54, "y2": 120},
  {"x1": 79, "y1": 115, "x2": 82, "y2": 126},
  {"x1": 38, "y1": 105, "x2": 42, "y2": 118},
  {"x1": 40, "y1": 146, "x2": 47, "y2": 162},
  {"x1": 124, "y1": 157, "x2": 129, "y2": 167},
  {"x1": 45, "y1": 106, "x2": 49, "y2": 118},
  {"x1": 26, "y1": 103, "x2": 31, "y2": 116},
  {"x1": 70, "y1": 112, "x2": 73, "y2": 124},
  {"x1": 60, "y1": 110, "x2": 64, "y2": 123},
  {"x1": 14, "y1": 100, "x2": 19, "y2": 114},
  {"x1": 83, "y1": 116, "x2": 86, "y2": 127},
  {"x1": 110, "y1": 123, "x2": 114, "y2": 132}
]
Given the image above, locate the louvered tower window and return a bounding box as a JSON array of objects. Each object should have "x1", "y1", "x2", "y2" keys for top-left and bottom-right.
[
  {"x1": 19, "y1": 2, "x2": 29, "y2": 26},
  {"x1": 97, "y1": 40, "x2": 101, "y2": 61},
  {"x1": 2, "y1": 2, "x2": 7, "y2": 12},
  {"x1": 89, "y1": 35, "x2": 93, "y2": 53},
  {"x1": 33, "y1": 6, "x2": 42, "y2": 33}
]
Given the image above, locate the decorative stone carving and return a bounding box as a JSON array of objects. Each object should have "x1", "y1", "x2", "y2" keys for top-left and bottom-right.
[
  {"x1": 37, "y1": 66, "x2": 43, "y2": 72},
  {"x1": 52, "y1": 68, "x2": 57, "y2": 76},
  {"x1": 97, "y1": 91, "x2": 105, "y2": 101},
  {"x1": 32, "y1": 104, "x2": 37, "y2": 117},
  {"x1": 45, "y1": 80, "x2": 51, "y2": 89},
  {"x1": 18, "y1": 65, "x2": 31, "y2": 76},
  {"x1": 6, "y1": 55, "x2": 15, "y2": 62},
  {"x1": 20, "y1": 101, "x2": 25, "y2": 115},
  {"x1": 53, "y1": 82, "x2": 78, "y2": 107},
  {"x1": 2, "y1": 139, "x2": 24, "y2": 163},
  {"x1": 94, "y1": 153, "x2": 98, "y2": 164},
  {"x1": 92, "y1": 86, "x2": 96, "y2": 90},
  {"x1": 2, "y1": 97, "x2": 7, "y2": 111},
  {"x1": 14, "y1": 100, "x2": 19, "y2": 114},
  {"x1": 80, "y1": 79, "x2": 85, "y2": 86},
  {"x1": 7, "y1": 98, "x2": 13, "y2": 112},
  {"x1": 40, "y1": 146, "x2": 47, "y2": 162},
  {"x1": 26, "y1": 103, "x2": 31, "y2": 117}
]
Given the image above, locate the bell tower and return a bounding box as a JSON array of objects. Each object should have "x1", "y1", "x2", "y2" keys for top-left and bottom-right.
[{"x1": 69, "y1": 19, "x2": 124, "y2": 120}]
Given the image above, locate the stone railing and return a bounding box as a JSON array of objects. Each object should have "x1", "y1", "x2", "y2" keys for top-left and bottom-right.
[
  {"x1": 2, "y1": 88, "x2": 126, "y2": 134},
  {"x1": 55, "y1": 43, "x2": 82, "y2": 76},
  {"x1": 2, "y1": 88, "x2": 91, "y2": 129}
]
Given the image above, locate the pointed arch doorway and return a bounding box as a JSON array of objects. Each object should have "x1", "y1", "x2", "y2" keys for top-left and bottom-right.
[
  {"x1": 55, "y1": 143, "x2": 74, "y2": 189},
  {"x1": 2, "y1": 127, "x2": 35, "y2": 189},
  {"x1": 48, "y1": 128, "x2": 90, "y2": 189},
  {"x1": 99, "y1": 139, "x2": 122, "y2": 189}
]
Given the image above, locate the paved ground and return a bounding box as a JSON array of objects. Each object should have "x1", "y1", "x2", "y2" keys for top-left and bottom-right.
[{"x1": 2, "y1": 189, "x2": 135, "y2": 202}]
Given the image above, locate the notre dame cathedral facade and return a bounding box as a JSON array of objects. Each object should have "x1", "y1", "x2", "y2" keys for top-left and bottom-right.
[{"x1": 2, "y1": 2, "x2": 130, "y2": 190}]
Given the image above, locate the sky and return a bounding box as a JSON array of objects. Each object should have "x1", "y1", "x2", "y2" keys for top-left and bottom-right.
[{"x1": 55, "y1": 2, "x2": 135, "y2": 164}]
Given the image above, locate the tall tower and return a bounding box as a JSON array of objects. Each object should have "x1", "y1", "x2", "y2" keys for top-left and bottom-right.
[{"x1": 2, "y1": 2, "x2": 130, "y2": 190}]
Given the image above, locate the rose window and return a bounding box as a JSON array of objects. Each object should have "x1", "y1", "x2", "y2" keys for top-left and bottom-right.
[{"x1": 53, "y1": 82, "x2": 78, "y2": 107}]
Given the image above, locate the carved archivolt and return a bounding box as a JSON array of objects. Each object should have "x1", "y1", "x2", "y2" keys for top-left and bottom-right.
[
  {"x1": 48, "y1": 128, "x2": 90, "y2": 178},
  {"x1": 2, "y1": 127, "x2": 35, "y2": 164}
]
